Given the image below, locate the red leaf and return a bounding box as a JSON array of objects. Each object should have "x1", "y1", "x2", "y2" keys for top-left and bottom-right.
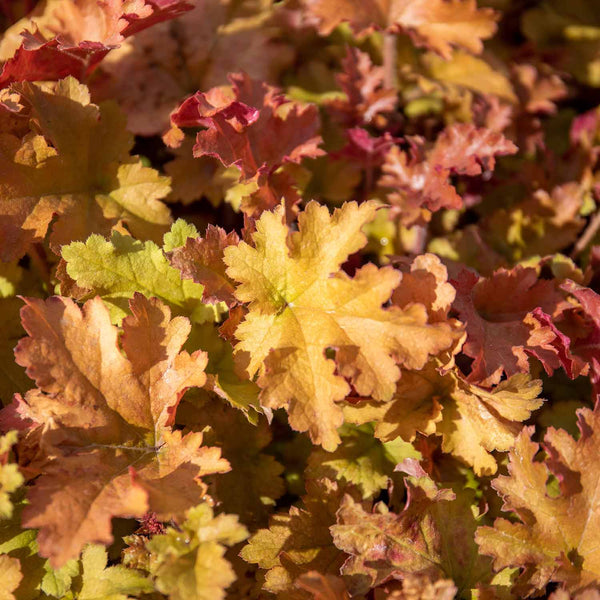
[
  {"x1": 168, "y1": 72, "x2": 324, "y2": 181},
  {"x1": 451, "y1": 266, "x2": 571, "y2": 384},
  {"x1": 0, "y1": 0, "x2": 193, "y2": 87}
]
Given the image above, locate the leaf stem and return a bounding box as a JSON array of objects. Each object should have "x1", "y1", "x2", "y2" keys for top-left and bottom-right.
[
  {"x1": 383, "y1": 32, "x2": 397, "y2": 90},
  {"x1": 571, "y1": 208, "x2": 600, "y2": 259}
]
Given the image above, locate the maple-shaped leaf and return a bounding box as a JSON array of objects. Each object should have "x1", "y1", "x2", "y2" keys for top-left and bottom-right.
[
  {"x1": 61, "y1": 223, "x2": 222, "y2": 324},
  {"x1": 305, "y1": 423, "x2": 419, "y2": 498},
  {"x1": 344, "y1": 363, "x2": 544, "y2": 475},
  {"x1": 168, "y1": 224, "x2": 241, "y2": 307},
  {"x1": 391, "y1": 253, "x2": 456, "y2": 322},
  {"x1": 167, "y1": 72, "x2": 323, "y2": 186},
  {"x1": 0, "y1": 0, "x2": 193, "y2": 87},
  {"x1": 452, "y1": 266, "x2": 574, "y2": 385},
  {"x1": 327, "y1": 47, "x2": 396, "y2": 127},
  {"x1": 476, "y1": 408, "x2": 600, "y2": 595},
  {"x1": 560, "y1": 280, "x2": 600, "y2": 401},
  {"x1": 0, "y1": 431, "x2": 23, "y2": 520},
  {"x1": 0, "y1": 77, "x2": 171, "y2": 260},
  {"x1": 435, "y1": 372, "x2": 544, "y2": 475},
  {"x1": 223, "y1": 200, "x2": 457, "y2": 450},
  {"x1": 303, "y1": 0, "x2": 497, "y2": 59},
  {"x1": 379, "y1": 124, "x2": 517, "y2": 225},
  {"x1": 0, "y1": 554, "x2": 22, "y2": 600},
  {"x1": 76, "y1": 544, "x2": 152, "y2": 600},
  {"x1": 147, "y1": 503, "x2": 248, "y2": 600},
  {"x1": 0, "y1": 294, "x2": 229, "y2": 566},
  {"x1": 331, "y1": 460, "x2": 492, "y2": 595},
  {"x1": 241, "y1": 479, "x2": 351, "y2": 595}
]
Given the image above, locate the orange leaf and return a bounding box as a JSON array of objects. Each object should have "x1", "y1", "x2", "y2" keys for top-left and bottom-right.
[{"x1": 0, "y1": 293, "x2": 227, "y2": 566}]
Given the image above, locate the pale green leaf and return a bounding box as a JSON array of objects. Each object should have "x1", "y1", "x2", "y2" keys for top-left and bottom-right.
[
  {"x1": 163, "y1": 219, "x2": 200, "y2": 252},
  {"x1": 62, "y1": 229, "x2": 223, "y2": 324},
  {"x1": 148, "y1": 503, "x2": 248, "y2": 600},
  {"x1": 76, "y1": 545, "x2": 153, "y2": 600},
  {"x1": 0, "y1": 432, "x2": 23, "y2": 520}
]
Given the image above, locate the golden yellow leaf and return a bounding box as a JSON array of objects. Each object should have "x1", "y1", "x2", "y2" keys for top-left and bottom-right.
[{"x1": 224, "y1": 201, "x2": 456, "y2": 449}]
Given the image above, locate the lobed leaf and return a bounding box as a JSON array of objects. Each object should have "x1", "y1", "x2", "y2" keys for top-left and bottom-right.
[
  {"x1": 224, "y1": 200, "x2": 457, "y2": 449},
  {"x1": 0, "y1": 294, "x2": 227, "y2": 566}
]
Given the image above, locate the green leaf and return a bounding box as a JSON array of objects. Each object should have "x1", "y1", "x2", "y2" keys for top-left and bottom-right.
[
  {"x1": 40, "y1": 559, "x2": 80, "y2": 599},
  {"x1": 74, "y1": 545, "x2": 152, "y2": 600},
  {"x1": 306, "y1": 424, "x2": 420, "y2": 499},
  {"x1": 163, "y1": 219, "x2": 200, "y2": 252},
  {"x1": 0, "y1": 432, "x2": 24, "y2": 520},
  {"x1": 0, "y1": 499, "x2": 78, "y2": 600},
  {"x1": 62, "y1": 226, "x2": 224, "y2": 324},
  {"x1": 147, "y1": 503, "x2": 248, "y2": 600}
]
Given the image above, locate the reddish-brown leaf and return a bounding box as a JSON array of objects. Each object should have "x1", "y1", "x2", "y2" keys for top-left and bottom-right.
[
  {"x1": 169, "y1": 225, "x2": 241, "y2": 307},
  {"x1": 167, "y1": 73, "x2": 324, "y2": 181},
  {"x1": 452, "y1": 266, "x2": 572, "y2": 385},
  {"x1": 0, "y1": 293, "x2": 227, "y2": 566},
  {"x1": 0, "y1": 0, "x2": 193, "y2": 86}
]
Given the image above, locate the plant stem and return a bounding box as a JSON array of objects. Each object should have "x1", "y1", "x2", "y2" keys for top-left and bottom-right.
[
  {"x1": 383, "y1": 32, "x2": 397, "y2": 89},
  {"x1": 571, "y1": 209, "x2": 600, "y2": 259}
]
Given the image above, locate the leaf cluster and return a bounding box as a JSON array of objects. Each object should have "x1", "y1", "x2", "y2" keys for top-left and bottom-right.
[{"x1": 1, "y1": 1, "x2": 600, "y2": 599}]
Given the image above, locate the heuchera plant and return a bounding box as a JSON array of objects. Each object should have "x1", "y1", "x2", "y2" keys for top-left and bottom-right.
[{"x1": 1, "y1": 1, "x2": 600, "y2": 598}]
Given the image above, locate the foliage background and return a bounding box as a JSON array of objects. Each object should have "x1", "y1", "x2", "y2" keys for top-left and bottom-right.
[{"x1": 1, "y1": 0, "x2": 600, "y2": 598}]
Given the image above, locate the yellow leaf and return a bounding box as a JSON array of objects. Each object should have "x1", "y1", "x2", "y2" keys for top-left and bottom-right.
[
  {"x1": 0, "y1": 77, "x2": 171, "y2": 260},
  {"x1": 224, "y1": 201, "x2": 456, "y2": 450}
]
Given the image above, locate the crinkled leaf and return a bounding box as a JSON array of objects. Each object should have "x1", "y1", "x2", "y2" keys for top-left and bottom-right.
[
  {"x1": 169, "y1": 73, "x2": 323, "y2": 181},
  {"x1": 379, "y1": 124, "x2": 517, "y2": 225},
  {"x1": 169, "y1": 224, "x2": 241, "y2": 307},
  {"x1": 241, "y1": 479, "x2": 350, "y2": 594},
  {"x1": 331, "y1": 463, "x2": 492, "y2": 596},
  {"x1": 77, "y1": 544, "x2": 153, "y2": 600},
  {"x1": 344, "y1": 364, "x2": 544, "y2": 475},
  {"x1": 452, "y1": 266, "x2": 572, "y2": 385},
  {"x1": 61, "y1": 225, "x2": 221, "y2": 324},
  {"x1": 476, "y1": 409, "x2": 600, "y2": 595},
  {"x1": 0, "y1": 294, "x2": 228, "y2": 566},
  {"x1": 147, "y1": 503, "x2": 248, "y2": 600},
  {"x1": 224, "y1": 201, "x2": 456, "y2": 450},
  {"x1": 306, "y1": 423, "x2": 420, "y2": 499},
  {"x1": 0, "y1": 77, "x2": 171, "y2": 260}
]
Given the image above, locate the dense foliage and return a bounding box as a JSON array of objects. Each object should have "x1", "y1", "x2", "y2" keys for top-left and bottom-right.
[{"x1": 1, "y1": 0, "x2": 600, "y2": 598}]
